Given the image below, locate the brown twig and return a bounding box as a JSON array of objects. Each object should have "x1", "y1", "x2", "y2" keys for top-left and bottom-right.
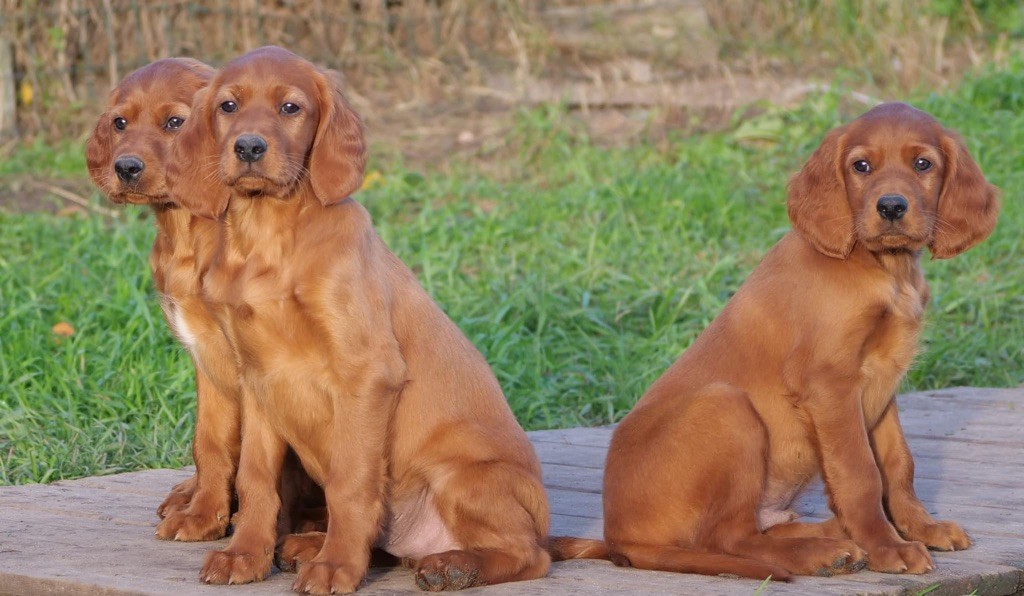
[
  {"x1": 100, "y1": 0, "x2": 118, "y2": 88},
  {"x1": 26, "y1": 180, "x2": 121, "y2": 218}
]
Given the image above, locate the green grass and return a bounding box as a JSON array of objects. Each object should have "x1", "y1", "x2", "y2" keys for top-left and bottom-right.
[
  {"x1": 2, "y1": 63, "x2": 1022, "y2": 485},
  {"x1": 0, "y1": 137, "x2": 91, "y2": 178}
]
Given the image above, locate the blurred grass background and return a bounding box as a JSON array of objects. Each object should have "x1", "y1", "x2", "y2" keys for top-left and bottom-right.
[{"x1": 1, "y1": 1, "x2": 1022, "y2": 484}]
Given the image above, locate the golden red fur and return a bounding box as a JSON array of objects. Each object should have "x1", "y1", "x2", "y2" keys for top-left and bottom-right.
[
  {"x1": 167, "y1": 46, "x2": 550, "y2": 594},
  {"x1": 86, "y1": 58, "x2": 325, "y2": 544},
  {"x1": 85, "y1": 58, "x2": 242, "y2": 542},
  {"x1": 552, "y1": 103, "x2": 999, "y2": 580}
]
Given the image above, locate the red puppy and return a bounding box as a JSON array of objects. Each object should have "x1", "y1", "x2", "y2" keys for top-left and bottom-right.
[
  {"x1": 167, "y1": 46, "x2": 550, "y2": 594},
  {"x1": 554, "y1": 103, "x2": 999, "y2": 579},
  {"x1": 85, "y1": 58, "x2": 240, "y2": 541},
  {"x1": 86, "y1": 58, "x2": 324, "y2": 543}
]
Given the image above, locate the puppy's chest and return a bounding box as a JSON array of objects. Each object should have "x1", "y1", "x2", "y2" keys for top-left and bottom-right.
[
  {"x1": 859, "y1": 277, "x2": 927, "y2": 428},
  {"x1": 150, "y1": 241, "x2": 201, "y2": 299},
  {"x1": 232, "y1": 258, "x2": 294, "y2": 306},
  {"x1": 209, "y1": 258, "x2": 326, "y2": 348},
  {"x1": 151, "y1": 245, "x2": 207, "y2": 351},
  {"x1": 161, "y1": 296, "x2": 201, "y2": 350}
]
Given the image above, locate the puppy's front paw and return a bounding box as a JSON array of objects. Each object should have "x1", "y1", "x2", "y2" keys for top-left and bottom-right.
[
  {"x1": 201, "y1": 548, "x2": 273, "y2": 585},
  {"x1": 902, "y1": 520, "x2": 971, "y2": 551},
  {"x1": 276, "y1": 532, "x2": 326, "y2": 573},
  {"x1": 156, "y1": 505, "x2": 229, "y2": 541},
  {"x1": 866, "y1": 540, "x2": 933, "y2": 574},
  {"x1": 292, "y1": 559, "x2": 364, "y2": 595},
  {"x1": 157, "y1": 476, "x2": 196, "y2": 518}
]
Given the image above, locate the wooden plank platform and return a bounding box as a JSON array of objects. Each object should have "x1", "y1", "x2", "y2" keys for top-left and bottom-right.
[{"x1": 2, "y1": 387, "x2": 1022, "y2": 595}]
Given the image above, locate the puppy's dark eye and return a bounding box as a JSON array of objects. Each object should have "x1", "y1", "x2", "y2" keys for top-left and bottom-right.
[
  {"x1": 852, "y1": 160, "x2": 871, "y2": 174},
  {"x1": 165, "y1": 116, "x2": 185, "y2": 130},
  {"x1": 220, "y1": 101, "x2": 238, "y2": 113},
  {"x1": 113, "y1": 117, "x2": 127, "y2": 131},
  {"x1": 914, "y1": 157, "x2": 932, "y2": 172},
  {"x1": 281, "y1": 102, "x2": 300, "y2": 115}
]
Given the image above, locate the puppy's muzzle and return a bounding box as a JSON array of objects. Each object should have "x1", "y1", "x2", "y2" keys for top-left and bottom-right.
[
  {"x1": 234, "y1": 134, "x2": 267, "y2": 163},
  {"x1": 114, "y1": 155, "x2": 145, "y2": 183},
  {"x1": 876, "y1": 194, "x2": 908, "y2": 222}
]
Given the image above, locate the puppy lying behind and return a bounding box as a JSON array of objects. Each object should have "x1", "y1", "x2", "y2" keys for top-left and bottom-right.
[
  {"x1": 553, "y1": 103, "x2": 999, "y2": 580},
  {"x1": 167, "y1": 46, "x2": 550, "y2": 594},
  {"x1": 85, "y1": 58, "x2": 324, "y2": 543},
  {"x1": 85, "y1": 58, "x2": 241, "y2": 541}
]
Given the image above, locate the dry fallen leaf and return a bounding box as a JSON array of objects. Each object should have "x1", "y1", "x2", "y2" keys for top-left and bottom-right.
[
  {"x1": 19, "y1": 80, "x2": 33, "y2": 106},
  {"x1": 52, "y1": 321, "x2": 75, "y2": 336}
]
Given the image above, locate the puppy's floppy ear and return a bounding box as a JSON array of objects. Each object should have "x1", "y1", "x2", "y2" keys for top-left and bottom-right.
[
  {"x1": 309, "y1": 69, "x2": 367, "y2": 207},
  {"x1": 166, "y1": 87, "x2": 230, "y2": 219},
  {"x1": 786, "y1": 126, "x2": 855, "y2": 259},
  {"x1": 85, "y1": 109, "x2": 114, "y2": 193},
  {"x1": 929, "y1": 131, "x2": 1000, "y2": 259}
]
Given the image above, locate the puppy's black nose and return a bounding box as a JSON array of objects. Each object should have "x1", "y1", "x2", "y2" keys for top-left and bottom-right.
[
  {"x1": 114, "y1": 156, "x2": 145, "y2": 183},
  {"x1": 877, "y1": 194, "x2": 908, "y2": 221},
  {"x1": 234, "y1": 135, "x2": 267, "y2": 163}
]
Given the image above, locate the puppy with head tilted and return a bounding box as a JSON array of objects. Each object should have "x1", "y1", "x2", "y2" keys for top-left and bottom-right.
[
  {"x1": 553, "y1": 103, "x2": 999, "y2": 580},
  {"x1": 167, "y1": 46, "x2": 550, "y2": 594},
  {"x1": 85, "y1": 58, "x2": 243, "y2": 542}
]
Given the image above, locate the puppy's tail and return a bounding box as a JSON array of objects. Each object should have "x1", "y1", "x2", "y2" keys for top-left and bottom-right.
[
  {"x1": 548, "y1": 537, "x2": 791, "y2": 582},
  {"x1": 548, "y1": 536, "x2": 610, "y2": 561}
]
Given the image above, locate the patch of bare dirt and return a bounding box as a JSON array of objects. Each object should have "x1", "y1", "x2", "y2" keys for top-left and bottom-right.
[{"x1": 0, "y1": 176, "x2": 125, "y2": 218}]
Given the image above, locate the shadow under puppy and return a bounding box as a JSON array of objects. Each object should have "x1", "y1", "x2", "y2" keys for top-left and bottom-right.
[
  {"x1": 85, "y1": 57, "x2": 324, "y2": 543},
  {"x1": 167, "y1": 46, "x2": 551, "y2": 594},
  {"x1": 553, "y1": 102, "x2": 999, "y2": 580}
]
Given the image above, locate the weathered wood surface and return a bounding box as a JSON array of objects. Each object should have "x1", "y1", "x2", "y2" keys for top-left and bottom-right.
[{"x1": 1, "y1": 387, "x2": 1022, "y2": 595}]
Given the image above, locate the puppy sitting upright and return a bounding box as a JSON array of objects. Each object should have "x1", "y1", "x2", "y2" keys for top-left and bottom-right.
[
  {"x1": 555, "y1": 103, "x2": 999, "y2": 579},
  {"x1": 85, "y1": 58, "x2": 241, "y2": 541},
  {"x1": 167, "y1": 46, "x2": 550, "y2": 594}
]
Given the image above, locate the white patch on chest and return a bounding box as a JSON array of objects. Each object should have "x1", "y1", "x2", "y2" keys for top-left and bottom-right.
[{"x1": 168, "y1": 303, "x2": 198, "y2": 350}]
